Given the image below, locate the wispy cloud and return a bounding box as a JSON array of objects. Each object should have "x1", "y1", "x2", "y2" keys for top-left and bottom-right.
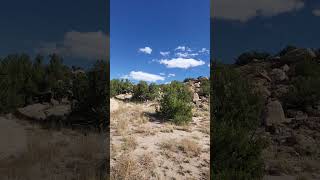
[
  {"x1": 174, "y1": 46, "x2": 191, "y2": 52},
  {"x1": 312, "y1": 9, "x2": 320, "y2": 16},
  {"x1": 160, "y1": 51, "x2": 170, "y2": 56},
  {"x1": 159, "y1": 58, "x2": 205, "y2": 69},
  {"x1": 214, "y1": 0, "x2": 305, "y2": 22},
  {"x1": 168, "y1": 73, "x2": 175, "y2": 77},
  {"x1": 139, "y1": 47, "x2": 152, "y2": 54},
  {"x1": 36, "y1": 31, "x2": 106, "y2": 60},
  {"x1": 176, "y1": 52, "x2": 199, "y2": 58},
  {"x1": 123, "y1": 71, "x2": 165, "y2": 82},
  {"x1": 199, "y1": 48, "x2": 209, "y2": 54}
]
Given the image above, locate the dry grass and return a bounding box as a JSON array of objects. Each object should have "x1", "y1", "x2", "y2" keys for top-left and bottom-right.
[
  {"x1": 159, "y1": 138, "x2": 201, "y2": 158},
  {"x1": 115, "y1": 119, "x2": 128, "y2": 136},
  {"x1": 121, "y1": 135, "x2": 138, "y2": 151},
  {"x1": 178, "y1": 138, "x2": 201, "y2": 157},
  {"x1": 0, "y1": 128, "x2": 106, "y2": 180},
  {"x1": 111, "y1": 153, "x2": 155, "y2": 180}
]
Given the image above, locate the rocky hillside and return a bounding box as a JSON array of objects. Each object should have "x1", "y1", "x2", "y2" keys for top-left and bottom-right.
[{"x1": 235, "y1": 47, "x2": 320, "y2": 179}]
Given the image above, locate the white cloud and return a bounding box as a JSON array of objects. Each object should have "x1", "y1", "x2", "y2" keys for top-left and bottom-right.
[
  {"x1": 176, "y1": 52, "x2": 199, "y2": 58},
  {"x1": 139, "y1": 47, "x2": 152, "y2": 54},
  {"x1": 159, "y1": 58, "x2": 205, "y2": 69},
  {"x1": 175, "y1": 46, "x2": 186, "y2": 51},
  {"x1": 214, "y1": 0, "x2": 305, "y2": 22},
  {"x1": 199, "y1": 48, "x2": 209, "y2": 54},
  {"x1": 168, "y1": 73, "x2": 176, "y2": 77},
  {"x1": 36, "y1": 31, "x2": 107, "y2": 60},
  {"x1": 312, "y1": 9, "x2": 320, "y2": 16},
  {"x1": 124, "y1": 71, "x2": 165, "y2": 82},
  {"x1": 160, "y1": 51, "x2": 170, "y2": 56},
  {"x1": 159, "y1": 72, "x2": 166, "y2": 76}
]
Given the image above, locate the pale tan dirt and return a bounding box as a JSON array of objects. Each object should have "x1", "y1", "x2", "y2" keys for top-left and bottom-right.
[{"x1": 110, "y1": 98, "x2": 210, "y2": 180}]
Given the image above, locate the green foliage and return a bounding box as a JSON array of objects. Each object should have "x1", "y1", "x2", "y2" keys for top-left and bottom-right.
[
  {"x1": 198, "y1": 78, "x2": 210, "y2": 97},
  {"x1": 110, "y1": 79, "x2": 133, "y2": 97},
  {"x1": 235, "y1": 51, "x2": 271, "y2": 65},
  {"x1": 158, "y1": 81, "x2": 192, "y2": 125},
  {"x1": 211, "y1": 62, "x2": 266, "y2": 179},
  {"x1": 283, "y1": 60, "x2": 320, "y2": 109},
  {"x1": 132, "y1": 81, "x2": 149, "y2": 101},
  {"x1": 146, "y1": 83, "x2": 160, "y2": 100}
]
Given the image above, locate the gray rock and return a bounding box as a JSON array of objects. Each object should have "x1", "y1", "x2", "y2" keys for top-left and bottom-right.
[
  {"x1": 17, "y1": 103, "x2": 49, "y2": 120},
  {"x1": 270, "y1": 68, "x2": 288, "y2": 81},
  {"x1": 282, "y1": 64, "x2": 290, "y2": 72},
  {"x1": 264, "y1": 100, "x2": 288, "y2": 127},
  {"x1": 45, "y1": 104, "x2": 71, "y2": 120},
  {"x1": 193, "y1": 93, "x2": 200, "y2": 103}
]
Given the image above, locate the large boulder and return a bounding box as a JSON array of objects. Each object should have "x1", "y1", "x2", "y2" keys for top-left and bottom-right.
[
  {"x1": 264, "y1": 100, "x2": 288, "y2": 127},
  {"x1": 17, "y1": 103, "x2": 49, "y2": 121},
  {"x1": 193, "y1": 93, "x2": 200, "y2": 103},
  {"x1": 45, "y1": 104, "x2": 71, "y2": 120}
]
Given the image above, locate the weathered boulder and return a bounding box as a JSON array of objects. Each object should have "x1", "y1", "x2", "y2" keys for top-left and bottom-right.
[
  {"x1": 193, "y1": 93, "x2": 200, "y2": 103},
  {"x1": 115, "y1": 93, "x2": 132, "y2": 101},
  {"x1": 270, "y1": 68, "x2": 288, "y2": 81},
  {"x1": 282, "y1": 64, "x2": 290, "y2": 72},
  {"x1": 264, "y1": 100, "x2": 288, "y2": 127},
  {"x1": 17, "y1": 103, "x2": 49, "y2": 120},
  {"x1": 45, "y1": 104, "x2": 71, "y2": 120}
]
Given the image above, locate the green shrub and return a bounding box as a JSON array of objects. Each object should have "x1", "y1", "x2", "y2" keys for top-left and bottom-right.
[
  {"x1": 198, "y1": 78, "x2": 210, "y2": 97},
  {"x1": 284, "y1": 76, "x2": 320, "y2": 109},
  {"x1": 158, "y1": 81, "x2": 192, "y2": 125},
  {"x1": 132, "y1": 81, "x2": 149, "y2": 101},
  {"x1": 110, "y1": 79, "x2": 133, "y2": 97},
  {"x1": 235, "y1": 51, "x2": 271, "y2": 65},
  {"x1": 211, "y1": 62, "x2": 266, "y2": 179},
  {"x1": 146, "y1": 83, "x2": 160, "y2": 100},
  {"x1": 283, "y1": 60, "x2": 320, "y2": 109}
]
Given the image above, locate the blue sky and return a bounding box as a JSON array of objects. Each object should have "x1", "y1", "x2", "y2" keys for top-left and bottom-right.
[
  {"x1": 213, "y1": 0, "x2": 320, "y2": 63},
  {"x1": 110, "y1": 0, "x2": 210, "y2": 83},
  {"x1": 0, "y1": 0, "x2": 107, "y2": 68}
]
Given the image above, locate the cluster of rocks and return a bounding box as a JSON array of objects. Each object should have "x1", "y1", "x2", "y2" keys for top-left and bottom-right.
[
  {"x1": 16, "y1": 98, "x2": 71, "y2": 122},
  {"x1": 237, "y1": 48, "x2": 320, "y2": 178},
  {"x1": 185, "y1": 76, "x2": 209, "y2": 110}
]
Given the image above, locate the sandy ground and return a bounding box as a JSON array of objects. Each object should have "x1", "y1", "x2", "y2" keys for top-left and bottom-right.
[
  {"x1": 0, "y1": 114, "x2": 107, "y2": 180},
  {"x1": 110, "y1": 98, "x2": 210, "y2": 180}
]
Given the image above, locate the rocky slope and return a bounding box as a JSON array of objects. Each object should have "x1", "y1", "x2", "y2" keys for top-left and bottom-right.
[{"x1": 236, "y1": 48, "x2": 320, "y2": 179}]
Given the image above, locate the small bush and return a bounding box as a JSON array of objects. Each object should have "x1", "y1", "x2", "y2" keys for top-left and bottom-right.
[
  {"x1": 198, "y1": 78, "x2": 210, "y2": 97},
  {"x1": 158, "y1": 81, "x2": 192, "y2": 125}
]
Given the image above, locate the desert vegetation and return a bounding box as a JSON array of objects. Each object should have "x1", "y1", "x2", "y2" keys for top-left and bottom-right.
[{"x1": 110, "y1": 76, "x2": 210, "y2": 179}]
